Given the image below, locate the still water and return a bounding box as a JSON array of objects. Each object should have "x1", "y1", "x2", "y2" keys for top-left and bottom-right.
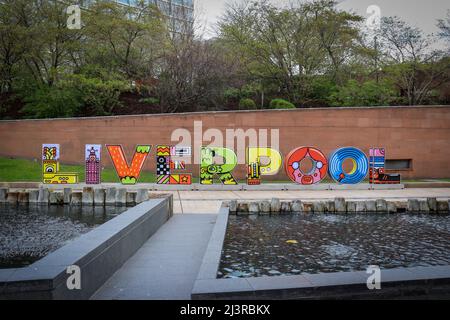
[
  {"x1": 219, "y1": 213, "x2": 450, "y2": 278},
  {"x1": 0, "y1": 204, "x2": 128, "y2": 268}
]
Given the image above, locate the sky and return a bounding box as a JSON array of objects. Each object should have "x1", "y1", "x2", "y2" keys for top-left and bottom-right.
[{"x1": 194, "y1": 0, "x2": 450, "y2": 39}]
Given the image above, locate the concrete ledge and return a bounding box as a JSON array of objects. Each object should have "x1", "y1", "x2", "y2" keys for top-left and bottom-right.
[
  {"x1": 192, "y1": 203, "x2": 450, "y2": 300},
  {"x1": 192, "y1": 266, "x2": 450, "y2": 300},
  {"x1": 404, "y1": 182, "x2": 450, "y2": 189},
  {"x1": 196, "y1": 207, "x2": 229, "y2": 281},
  {"x1": 0, "y1": 196, "x2": 173, "y2": 300}
]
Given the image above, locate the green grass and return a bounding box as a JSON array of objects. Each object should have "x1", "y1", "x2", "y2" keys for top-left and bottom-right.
[
  {"x1": 0, "y1": 157, "x2": 287, "y2": 183},
  {"x1": 1, "y1": 157, "x2": 449, "y2": 184},
  {"x1": 0, "y1": 157, "x2": 156, "y2": 183}
]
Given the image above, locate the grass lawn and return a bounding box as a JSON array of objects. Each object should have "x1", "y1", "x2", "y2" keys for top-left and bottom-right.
[
  {"x1": 1, "y1": 157, "x2": 448, "y2": 184},
  {"x1": 0, "y1": 157, "x2": 156, "y2": 183}
]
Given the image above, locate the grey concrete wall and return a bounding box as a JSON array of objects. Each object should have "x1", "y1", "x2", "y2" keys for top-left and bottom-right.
[{"x1": 1, "y1": 106, "x2": 449, "y2": 180}]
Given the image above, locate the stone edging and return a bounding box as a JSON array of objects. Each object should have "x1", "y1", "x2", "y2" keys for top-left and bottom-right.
[
  {"x1": 0, "y1": 187, "x2": 155, "y2": 207},
  {"x1": 222, "y1": 198, "x2": 450, "y2": 214}
]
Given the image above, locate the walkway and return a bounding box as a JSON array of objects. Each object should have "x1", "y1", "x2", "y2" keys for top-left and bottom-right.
[{"x1": 92, "y1": 214, "x2": 216, "y2": 300}]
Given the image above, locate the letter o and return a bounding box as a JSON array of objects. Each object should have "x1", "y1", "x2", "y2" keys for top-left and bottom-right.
[
  {"x1": 328, "y1": 147, "x2": 369, "y2": 184},
  {"x1": 285, "y1": 147, "x2": 328, "y2": 185}
]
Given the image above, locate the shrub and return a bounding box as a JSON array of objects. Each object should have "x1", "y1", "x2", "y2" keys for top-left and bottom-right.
[
  {"x1": 21, "y1": 86, "x2": 82, "y2": 119},
  {"x1": 63, "y1": 74, "x2": 130, "y2": 116},
  {"x1": 139, "y1": 97, "x2": 160, "y2": 105},
  {"x1": 328, "y1": 80, "x2": 396, "y2": 107},
  {"x1": 309, "y1": 77, "x2": 338, "y2": 102},
  {"x1": 20, "y1": 74, "x2": 130, "y2": 118},
  {"x1": 238, "y1": 98, "x2": 257, "y2": 110},
  {"x1": 224, "y1": 84, "x2": 259, "y2": 101},
  {"x1": 269, "y1": 99, "x2": 296, "y2": 109}
]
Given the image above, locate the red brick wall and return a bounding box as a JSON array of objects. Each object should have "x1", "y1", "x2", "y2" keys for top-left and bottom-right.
[{"x1": 1, "y1": 106, "x2": 449, "y2": 180}]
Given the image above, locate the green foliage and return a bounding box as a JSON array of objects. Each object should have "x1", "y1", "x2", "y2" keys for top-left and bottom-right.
[
  {"x1": 20, "y1": 73, "x2": 130, "y2": 118},
  {"x1": 309, "y1": 77, "x2": 338, "y2": 101},
  {"x1": 84, "y1": 0, "x2": 168, "y2": 79},
  {"x1": 139, "y1": 97, "x2": 160, "y2": 105},
  {"x1": 21, "y1": 86, "x2": 82, "y2": 119},
  {"x1": 328, "y1": 80, "x2": 396, "y2": 107},
  {"x1": 62, "y1": 74, "x2": 130, "y2": 116},
  {"x1": 223, "y1": 88, "x2": 241, "y2": 100},
  {"x1": 218, "y1": 0, "x2": 364, "y2": 102},
  {"x1": 1, "y1": 0, "x2": 449, "y2": 118},
  {"x1": 238, "y1": 98, "x2": 257, "y2": 110},
  {"x1": 269, "y1": 99, "x2": 296, "y2": 109}
]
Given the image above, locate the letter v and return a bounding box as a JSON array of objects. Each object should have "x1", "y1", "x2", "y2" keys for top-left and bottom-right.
[{"x1": 107, "y1": 145, "x2": 152, "y2": 185}]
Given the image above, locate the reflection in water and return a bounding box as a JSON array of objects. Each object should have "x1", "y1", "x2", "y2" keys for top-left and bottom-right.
[
  {"x1": 0, "y1": 204, "x2": 128, "y2": 268},
  {"x1": 219, "y1": 213, "x2": 450, "y2": 279}
]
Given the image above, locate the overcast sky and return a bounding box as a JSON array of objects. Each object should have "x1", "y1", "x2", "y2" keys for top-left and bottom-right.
[{"x1": 195, "y1": 0, "x2": 450, "y2": 39}]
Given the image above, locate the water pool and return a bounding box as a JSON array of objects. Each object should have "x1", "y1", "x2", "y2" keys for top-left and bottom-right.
[
  {"x1": 219, "y1": 213, "x2": 450, "y2": 278},
  {"x1": 0, "y1": 204, "x2": 128, "y2": 268}
]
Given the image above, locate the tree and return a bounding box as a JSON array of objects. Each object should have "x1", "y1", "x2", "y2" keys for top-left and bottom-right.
[
  {"x1": 157, "y1": 35, "x2": 236, "y2": 113},
  {"x1": 328, "y1": 79, "x2": 395, "y2": 107},
  {"x1": 0, "y1": 0, "x2": 28, "y2": 92},
  {"x1": 217, "y1": 0, "x2": 363, "y2": 105},
  {"x1": 18, "y1": 0, "x2": 83, "y2": 87},
  {"x1": 377, "y1": 16, "x2": 449, "y2": 105},
  {"x1": 304, "y1": 0, "x2": 363, "y2": 84},
  {"x1": 84, "y1": 0, "x2": 168, "y2": 80}
]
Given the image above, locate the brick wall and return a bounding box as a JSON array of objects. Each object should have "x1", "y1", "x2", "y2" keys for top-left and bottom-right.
[{"x1": 1, "y1": 106, "x2": 449, "y2": 180}]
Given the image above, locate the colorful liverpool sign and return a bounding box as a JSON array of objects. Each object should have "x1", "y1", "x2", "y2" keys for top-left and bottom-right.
[{"x1": 41, "y1": 144, "x2": 401, "y2": 185}]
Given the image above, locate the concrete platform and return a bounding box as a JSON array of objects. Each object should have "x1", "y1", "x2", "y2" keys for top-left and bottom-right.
[{"x1": 91, "y1": 214, "x2": 216, "y2": 300}]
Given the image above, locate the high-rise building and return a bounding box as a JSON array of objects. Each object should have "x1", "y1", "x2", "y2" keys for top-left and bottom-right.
[{"x1": 116, "y1": 0, "x2": 194, "y2": 34}]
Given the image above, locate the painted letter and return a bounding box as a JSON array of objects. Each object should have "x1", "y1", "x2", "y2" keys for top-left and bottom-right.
[
  {"x1": 85, "y1": 144, "x2": 101, "y2": 185},
  {"x1": 285, "y1": 147, "x2": 328, "y2": 185},
  {"x1": 328, "y1": 147, "x2": 369, "y2": 184},
  {"x1": 369, "y1": 148, "x2": 401, "y2": 184},
  {"x1": 107, "y1": 145, "x2": 151, "y2": 185},
  {"x1": 42, "y1": 144, "x2": 78, "y2": 184},
  {"x1": 246, "y1": 147, "x2": 282, "y2": 185},
  {"x1": 200, "y1": 147, "x2": 238, "y2": 185},
  {"x1": 156, "y1": 145, "x2": 192, "y2": 185}
]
